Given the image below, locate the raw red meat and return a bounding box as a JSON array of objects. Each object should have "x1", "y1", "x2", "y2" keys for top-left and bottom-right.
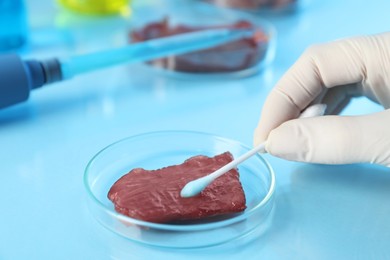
[
  {"x1": 205, "y1": 0, "x2": 297, "y2": 10},
  {"x1": 108, "y1": 152, "x2": 246, "y2": 223},
  {"x1": 130, "y1": 18, "x2": 268, "y2": 73}
]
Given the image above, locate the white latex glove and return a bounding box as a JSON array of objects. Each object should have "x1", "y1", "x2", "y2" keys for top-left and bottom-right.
[{"x1": 254, "y1": 32, "x2": 390, "y2": 167}]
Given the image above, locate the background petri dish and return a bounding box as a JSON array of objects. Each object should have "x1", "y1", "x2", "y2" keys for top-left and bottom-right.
[
  {"x1": 84, "y1": 131, "x2": 275, "y2": 249},
  {"x1": 129, "y1": 1, "x2": 276, "y2": 80}
]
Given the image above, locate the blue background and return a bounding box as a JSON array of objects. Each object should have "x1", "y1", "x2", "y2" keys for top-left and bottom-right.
[{"x1": 0, "y1": 0, "x2": 389, "y2": 259}]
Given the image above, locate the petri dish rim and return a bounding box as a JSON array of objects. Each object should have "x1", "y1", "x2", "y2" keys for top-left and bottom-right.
[{"x1": 84, "y1": 130, "x2": 275, "y2": 232}]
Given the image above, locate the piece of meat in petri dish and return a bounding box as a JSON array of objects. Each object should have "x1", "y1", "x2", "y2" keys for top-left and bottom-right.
[
  {"x1": 129, "y1": 18, "x2": 269, "y2": 73},
  {"x1": 107, "y1": 152, "x2": 246, "y2": 224},
  {"x1": 204, "y1": 0, "x2": 297, "y2": 10}
]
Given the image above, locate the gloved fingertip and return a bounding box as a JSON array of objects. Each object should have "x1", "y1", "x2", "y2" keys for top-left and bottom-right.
[
  {"x1": 265, "y1": 121, "x2": 309, "y2": 162},
  {"x1": 253, "y1": 136, "x2": 264, "y2": 147},
  {"x1": 253, "y1": 127, "x2": 267, "y2": 147}
]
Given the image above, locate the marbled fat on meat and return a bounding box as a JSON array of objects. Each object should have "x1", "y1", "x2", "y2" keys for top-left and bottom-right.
[{"x1": 108, "y1": 152, "x2": 246, "y2": 223}]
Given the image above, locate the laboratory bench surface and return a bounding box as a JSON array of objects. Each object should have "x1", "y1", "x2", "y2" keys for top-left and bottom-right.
[{"x1": 1, "y1": 0, "x2": 390, "y2": 259}]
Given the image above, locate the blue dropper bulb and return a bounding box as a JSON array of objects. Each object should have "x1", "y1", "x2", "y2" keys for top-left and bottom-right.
[
  {"x1": 0, "y1": 54, "x2": 39, "y2": 109},
  {"x1": 0, "y1": 54, "x2": 62, "y2": 109}
]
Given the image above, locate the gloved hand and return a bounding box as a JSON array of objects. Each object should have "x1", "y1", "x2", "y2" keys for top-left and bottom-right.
[{"x1": 254, "y1": 32, "x2": 390, "y2": 167}]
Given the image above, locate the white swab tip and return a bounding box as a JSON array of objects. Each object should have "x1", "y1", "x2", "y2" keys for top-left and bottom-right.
[
  {"x1": 180, "y1": 178, "x2": 210, "y2": 198},
  {"x1": 180, "y1": 185, "x2": 197, "y2": 198}
]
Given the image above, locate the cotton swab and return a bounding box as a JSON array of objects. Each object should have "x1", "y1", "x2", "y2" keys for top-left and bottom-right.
[{"x1": 180, "y1": 104, "x2": 327, "y2": 198}]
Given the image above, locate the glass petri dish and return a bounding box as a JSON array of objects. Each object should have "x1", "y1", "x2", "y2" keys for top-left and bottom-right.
[
  {"x1": 129, "y1": 1, "x2": 276, "y2": 79},
  {"x1": 84, "y1": 131, "x2": 275, "y2": 249}
]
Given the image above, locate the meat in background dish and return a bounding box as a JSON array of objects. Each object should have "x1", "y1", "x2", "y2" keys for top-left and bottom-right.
[
  {"x1": 203, "y1": 0, "x2": 298, "y2": 11},
  {"x1": 129, "y1": 18, "x2": 270, "y2": 74}
]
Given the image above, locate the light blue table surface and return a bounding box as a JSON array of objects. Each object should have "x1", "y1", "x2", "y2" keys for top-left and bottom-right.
[{"x1": 1, "y1": 0, "x2": 390, "y2": 259}]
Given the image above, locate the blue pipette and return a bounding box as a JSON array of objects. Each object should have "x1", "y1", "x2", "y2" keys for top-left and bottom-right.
[{"x1": 0, "y1": 28, "x2": 253, "y2": 109}]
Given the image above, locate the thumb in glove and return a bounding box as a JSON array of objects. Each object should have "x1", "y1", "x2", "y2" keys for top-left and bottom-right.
[{"x1": 266, "y1": 109, "x2": 390, "y2": 167}]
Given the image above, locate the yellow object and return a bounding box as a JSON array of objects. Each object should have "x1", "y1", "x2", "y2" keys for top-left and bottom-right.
[{"x1": 58, "y1": 0, "x2": 131, "y2": 15}]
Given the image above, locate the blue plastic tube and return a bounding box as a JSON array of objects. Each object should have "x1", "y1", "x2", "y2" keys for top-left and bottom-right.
[
  {"x1": 0, "y1": 28, "x2": 253, "y2": 109},
  {"x1": 60, "y1": 28, "x2": 253, "y2": 79}
]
